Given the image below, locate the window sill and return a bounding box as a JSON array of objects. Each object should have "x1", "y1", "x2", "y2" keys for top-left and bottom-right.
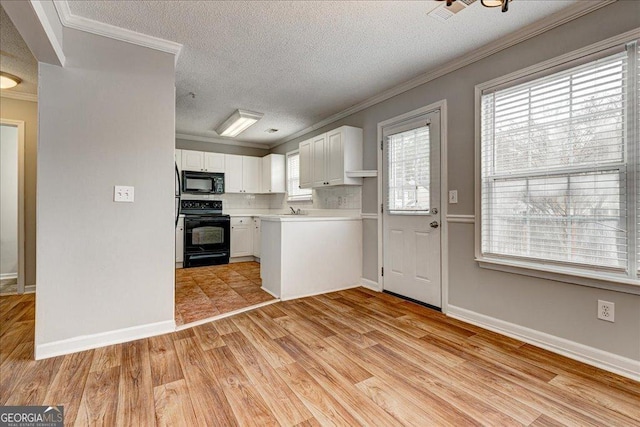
[
  {"x1": 476, "y1": 257, "x2": 640, "y2": 295},
  {"x1": 287, "y1": 197, "x2": 312, "y2": 203}
]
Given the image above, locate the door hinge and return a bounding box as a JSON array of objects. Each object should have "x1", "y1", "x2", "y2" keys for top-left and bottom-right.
[
  {"x1": 381, "y1": 267, "x2": 384, "y2": 277},
  {"x1": 380, "y1": 203, "x2": 384, "y2": 213},
  {"x1": 380, "y1": 140, "x2": 383, "y2": 150}
]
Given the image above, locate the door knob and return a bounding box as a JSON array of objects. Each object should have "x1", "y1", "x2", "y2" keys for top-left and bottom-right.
[{"x1": 430, "y1": 221, "x2": 439, "y2": 228}]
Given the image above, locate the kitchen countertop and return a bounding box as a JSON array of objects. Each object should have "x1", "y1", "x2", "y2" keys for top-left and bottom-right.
[{"x1": 260, "y1": 215, "x2": 362, "y2": 222}]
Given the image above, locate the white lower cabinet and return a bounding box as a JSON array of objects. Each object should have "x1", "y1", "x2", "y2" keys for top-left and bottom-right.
[
  {"x1": 175, "y1": 217, "x2": 184, "y2": 265},
  {"x1": 253, "y1": 217, "x2": 261, "y2": 258},
  {"x1": 231, "y1": 217, "x2": 253, "y2": 258}
]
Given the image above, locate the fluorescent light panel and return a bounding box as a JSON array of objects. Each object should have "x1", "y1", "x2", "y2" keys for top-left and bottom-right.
[{"x1": 216, "y1": 109, "x2": 263, "y2": 137}]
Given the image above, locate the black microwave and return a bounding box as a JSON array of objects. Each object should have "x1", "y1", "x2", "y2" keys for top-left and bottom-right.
[{"x1": 181, "y1": 171, "x2": 225, "y2": 194}]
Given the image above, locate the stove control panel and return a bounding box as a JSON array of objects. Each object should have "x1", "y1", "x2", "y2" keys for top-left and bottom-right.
[{"x1": 181, "y1": 199, "x2": 223, "y2": 214}]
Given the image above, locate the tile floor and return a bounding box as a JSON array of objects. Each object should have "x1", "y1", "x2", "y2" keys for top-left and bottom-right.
[
  {"x1": 0, "y1": 277, "x2": 18, "y2": 295},
  {"x1": 175, "y1": 261, "x2": 275, "y2": 326}
]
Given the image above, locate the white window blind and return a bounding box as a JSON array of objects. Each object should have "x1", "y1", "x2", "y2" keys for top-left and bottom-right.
[
  {"x1": 481, "y1": 47, "x2": 636, "y2": 274},
  {"x1": 387, "y1": 126, "x2": 431, "y2": 213},
  {"x1": 286, "y1": 151, "x2": 312, "y2": 201}
]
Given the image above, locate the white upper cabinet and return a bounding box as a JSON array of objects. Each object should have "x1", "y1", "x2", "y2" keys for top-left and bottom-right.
[
  {"x1": 204, "y1": 152, "x2": 225, "y2": 172},
  {"x1": 225, "y1": 154, "x2": 262, "y2": 193},
  {"x1": 312, "y1": 133, "x2": 327, "y2": 187},
  {"x1": 299, "y1": 125, "x2": 363, "y2": 188},
  {"x1": 225, "y1": 154, "x2": 244, "y2": 192},
  {"x1": 179, "y1": 149, "x2": 284, "y2": 194},
  {"x1": 261, "y1": 154, "x2": 285, "y2": 193},
  {"x1": 182, "y1": 150, "x2": 204, "y2": 171},
  {"x1": 243, "y1": 156, "x2": 262, "y2": 194},
  {"x1": 181, "y1": 150, "x2": 224, "y2": 172},
  {"x1": 299, "y1": 140, "x2": 313, "y2": 189}
]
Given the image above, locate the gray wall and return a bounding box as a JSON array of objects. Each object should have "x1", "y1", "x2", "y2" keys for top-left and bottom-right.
[
  {"x1": 36, "y1": 27, "x2": 176, "y2": 349},
  {"x1": 176, "y1": 138, "x2": 268, "y2": 157},
  {"x1": 271, "y1": 1, "x2": 640, "y2": 360},
  {"x1": 0, "y1": 97, "x2": 37, "y2": 286}
]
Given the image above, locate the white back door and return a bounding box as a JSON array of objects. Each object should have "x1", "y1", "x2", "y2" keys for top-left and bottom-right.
[{"x1": 382, "y1": 110, "x2": 441, "y2": 307}]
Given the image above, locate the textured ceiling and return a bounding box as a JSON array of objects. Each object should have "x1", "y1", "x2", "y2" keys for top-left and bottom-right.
[
  {"x1": 0, "y1": 5, "x2": 38, "y2": 96},
  {"x1": 65, "y1": 1, "x2": 584, "y2": 144}
]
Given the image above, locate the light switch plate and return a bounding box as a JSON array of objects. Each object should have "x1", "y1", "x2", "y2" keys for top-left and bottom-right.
[
  {"x1": 114, "y1": 185, "x2": 135, "y2": 202},
  {"x1": 449, "y1": 190, "x2": 458, "y2": 204}
]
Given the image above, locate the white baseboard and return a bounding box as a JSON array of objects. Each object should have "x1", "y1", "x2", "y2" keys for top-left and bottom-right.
[
  {"x1": 230, "y1": 256, "x2": 257, "y2": 263},
  {"x1": 261, "y1": 286, "x2": 280, "y2": 299},
  {"x1": 35, "y1": 320, "x2": 176, "y2": 360},
  {"x1": 24, "y1": 285, "x2": 36, "y2": 293},
  {"x1": 447, "y1": 305, "x2": 640, "y2": 381},
  {"x1": 0, "y1": 273, "x2": 18, "y2": 280},
  {"x1": 360, "y1": 277, "x2": 382, "y2": 292}
]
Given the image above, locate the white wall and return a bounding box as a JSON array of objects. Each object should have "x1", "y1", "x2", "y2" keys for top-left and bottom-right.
[
  {"x1": 271, "y1": 1, "x2": 640, "y2": 367},
  {"x1": 36, "y1": 27, "x2": 176, "y2": 357},
  {"x1": 0, "y1": 125, "x2": 18, "y2": 278}
]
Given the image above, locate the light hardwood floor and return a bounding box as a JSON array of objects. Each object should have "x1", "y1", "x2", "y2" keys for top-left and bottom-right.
[
  {"x1": 1, "y1": 288, "x2": 639, "y2": 426},
  {"x1": 175, "y1": 262, "x2": 275, "y2": 326}
]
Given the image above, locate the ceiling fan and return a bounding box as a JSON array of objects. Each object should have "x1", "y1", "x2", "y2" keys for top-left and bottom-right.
[{"x1": 438, "y1": 0, "x2": 513, "y2": 13}]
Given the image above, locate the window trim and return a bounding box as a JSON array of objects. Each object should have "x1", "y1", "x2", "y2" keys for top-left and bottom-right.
[
  {"x1": 474, "y1": 29, "x2": 640, "y2": 294},
  {"x1": 286, "y1": 149, "x2": 312, "y2": 202}
]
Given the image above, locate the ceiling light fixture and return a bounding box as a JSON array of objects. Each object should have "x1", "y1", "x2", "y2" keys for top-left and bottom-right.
[
  {"x1": 216, "y1": 109, "x2": 264, "y2": 138},
  {"x1": 438, "y1": 0, "x2": 513, "y2": 13},
  {"x1": 0, "y1": 72, "x2": 22, "y2": 89},
  {"x1": 481, "y1": 0, "x2": 512, "y2": 13}
]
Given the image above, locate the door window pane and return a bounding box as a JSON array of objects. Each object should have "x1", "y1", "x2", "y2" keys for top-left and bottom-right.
[{"x1": 387, "y1": 126, "x2": 430, "y2": 213}]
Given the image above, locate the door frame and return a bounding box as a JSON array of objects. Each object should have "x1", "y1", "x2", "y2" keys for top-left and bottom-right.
[
  {"x1": 377, "y1": 100, "x2": 449, "y2": 313},
  {"x1": 0, "y1": 118, "x2": 26, "y2": 294}
]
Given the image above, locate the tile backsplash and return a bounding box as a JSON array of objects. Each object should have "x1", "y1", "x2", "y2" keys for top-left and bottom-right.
[
  {"x1": 314, "y1": 186, "x2": 361, "y2": 209},
  {"x1": 181, "y1": 192, "x2": 272, "y2": 209},
  {"x1": 270, "y1": 186, "x2": 362, "y2": 211},
  {"x1": 219, "y1": 193, "x2": 273, "y2": 209},
  {"x1": 182, "y1": 186, "x2": 362, "y2": 211}
]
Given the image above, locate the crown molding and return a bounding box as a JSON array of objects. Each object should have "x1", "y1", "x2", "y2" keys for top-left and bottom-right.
[
  {"x1": 270, "y1": 0, "x2": 617, "y2": 149},
  {"x1": 0, "y1": 91, "x2": 38, "y2": 102},
  {"x1": 53, "y1": 1, "x2": 182, "y2": 63},
  {"x1": 175, "y1": 133, "x2": 270, "y2": 150}
]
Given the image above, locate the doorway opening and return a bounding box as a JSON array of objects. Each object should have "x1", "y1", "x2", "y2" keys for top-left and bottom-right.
[{"x1": 0, "y1": 119, "x2": 25, "y2": 295}]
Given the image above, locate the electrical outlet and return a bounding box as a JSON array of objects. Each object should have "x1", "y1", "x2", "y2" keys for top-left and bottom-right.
[
  {"x1": 114, "y1": 185, "x2": 135, "y2": 203},
  {"x1": 448, "y1": 190, "x2": 458, "y2": 204},
  {"x1": 597, "y1": 300, "x2": 615, "y2": 322}
]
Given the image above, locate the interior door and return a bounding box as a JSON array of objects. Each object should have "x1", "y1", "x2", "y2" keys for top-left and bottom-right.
[{"x1": 382, "y1": 110, "x2": 441, "y2": 307}]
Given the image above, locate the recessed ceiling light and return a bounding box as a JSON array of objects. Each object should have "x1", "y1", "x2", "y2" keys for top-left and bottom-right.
[
  {"x1": 0, "y1": 72, "x2": 21, "y2": 89},
  {"x1": 216, "y1": 109, "x2": 264, "y2": 138}
]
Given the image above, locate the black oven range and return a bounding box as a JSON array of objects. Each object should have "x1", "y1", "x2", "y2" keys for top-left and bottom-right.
[{"x1": 181, "y1": 200, "x2": 230, "y2": 267}]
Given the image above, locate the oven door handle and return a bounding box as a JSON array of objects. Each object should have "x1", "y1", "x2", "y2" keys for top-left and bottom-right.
[{"x1": 187, "y1": 252, "x2": 228, "y2": 260}]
